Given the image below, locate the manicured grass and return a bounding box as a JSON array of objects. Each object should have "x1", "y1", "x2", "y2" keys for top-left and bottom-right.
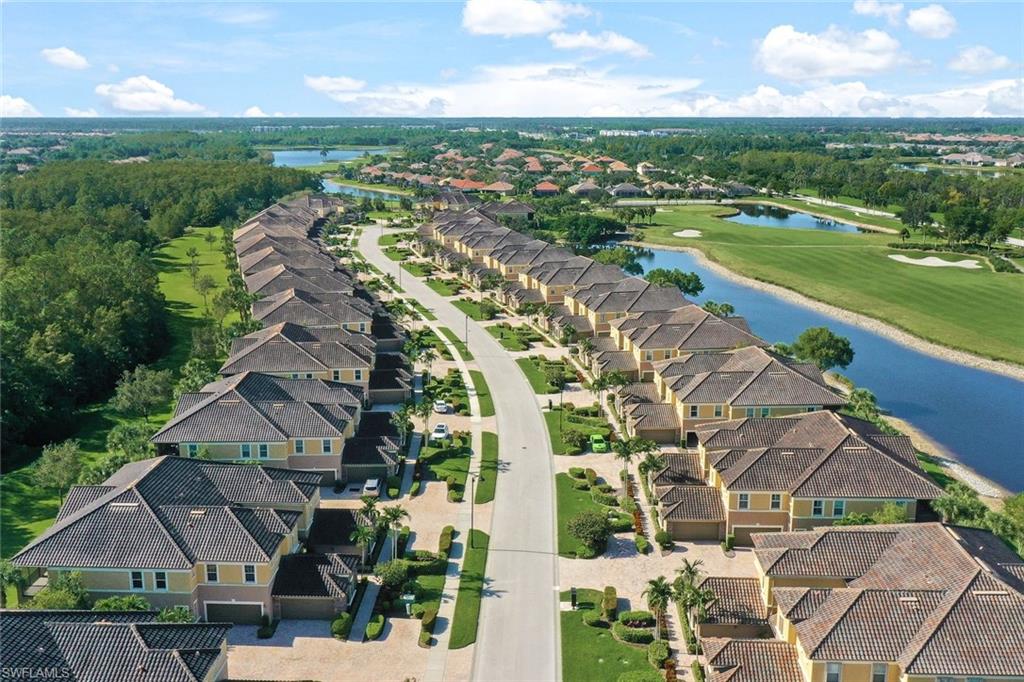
[
  {"x1": 420, "y1": 435, "x2": 472, "y2": 492},
  {"x1": 561, "y1": 588, "x2": 657, "y2": 682},
  {"x1": 383, "y1": 246, "x2": 413, "y2": 261},
  {"x1": 402, "y1": 262, "x2": 434, "y2": 278},
  {"x1": 426, "y1": 278, "x2": 462, "y2": 297},
  {"x1": 544, "y1": 409, "x2": 612, "y2": 456},
  {"x1": 418, "y1": 328, "x2": 453, "y2": 360},
  {"x1": 451, "y1": 298, "x2": 490, "y2": 321},
  {"x1": 449, "y1": 530, "x2": 489, "y2": 649},
  {"x1": 410, "y1": 299, "x2": 437, "y2": 321},
  {"x1": 469, "y1": 370, "x2": 495, "y2": 417},
  {"x1": 555, "y1": 473, "x2": 628, "y2": 558},
  {"x1": 475, "y1": 432, "x2": 499, "y2": 504},
  {"x1": 0, "y1": 227, "x2": 234, "y2": 558},
  {"x1": 792, "y1": 188, "x2": 904, "y2": 217},
  {"x1": 917, "y1": 453, "x2": 957, "y2": 490},
  {"x1": 414, "y1": 573, "x2": 445, "y2": 614},
  {"x1": 439, "y1": 327, "x2": 474, "y2": 361},
  {"x1": 378, "y1": 230, "x2": 413, "y2": 247},
  {"x1": 632, "y1": 205, "x2": 1024, "y2": 365},
  {"x1": 515, "y1": 357, "x2": 576, "y2": 394},
  {"x1": 487, "y1": 323, "x2": 544, "y2": 351}
]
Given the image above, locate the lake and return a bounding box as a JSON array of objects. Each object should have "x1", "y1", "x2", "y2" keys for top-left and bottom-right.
[
  {"x1": 637, "y1": 247, "x2": 1024, "y2": 491},
  {"x1": 726, "y1": 204, "x2": 862, "y2": 233},
  {"x1": 270, "y1": 148, "x2": 387, "y2": 167},
  {"x1": 321, "y1": 178, "x2": 407, "y2": 201}
]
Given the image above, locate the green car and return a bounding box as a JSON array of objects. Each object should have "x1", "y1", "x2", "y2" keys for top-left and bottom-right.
[{"x1": 589, "y1": 433, "x2": 609, "y2": 453}]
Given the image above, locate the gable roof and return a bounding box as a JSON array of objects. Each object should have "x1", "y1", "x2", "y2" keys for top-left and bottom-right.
[
  {"x1": 221, "y1": 322, "x2": 374, "y2": 376},
  {"x1": 252, "y1": 288, "x2": 375, "y2": 327},
  {"x1": 702, "y1": 638, "x2": 803, "y2": 682},
  {"x1": 244, "y1": 264, "x2": 355, "y2": 296},
  {"x1": 611, "y1": 306, "x2": 766, "y2": 352}
]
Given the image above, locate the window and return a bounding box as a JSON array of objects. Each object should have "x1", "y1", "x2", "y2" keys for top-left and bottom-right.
[
  {"x1": 871, "y1": 663, "x2": 887, "y2": 682},
  {"x1": 812, "y1": 500, "x2": 824, "y2": 517},
  {"x1": 714, "y1": 405, "x2": 723, "y2": 417},
  {"x1": 688, "y1": 405, "x2": 699, "y2": 418},
  {"x1": 291, "y1": 373, "x2": 300, "y2": 379},
  {"x1": 186, "y1": 443, "x2": 198, "y2": 458},
  {"x1": 240, "y1": 444, "x2": 252, "y2": 459},
  {"x1": 295, "y1": 439, "x2": 304, "y2": 454},
  {"x1": 833, "y1": 500, "x2": 845, "y2": 517},
  {"x1": 322, "y1": 439, "x2": 332, "y2": 453},
  {"x1": 332, "y1": 370, "x2": 341, "y2": 381},
  {"x1": 806, "y1": 406, "x2": 816, "y2": 412},
  {"x1": 154, "y1": 571, "x2": 167, "y2": 591},
  {"x1": 305, "y1": 373, "x2": 314, "y2": 379},
  {"x1": 206, "y1": 565, "x2": 218, "y2": 583},
  {"x1": 826, "y1": 663, "x2": 841, "y2": 682},
  {"x1": 359, "y1": 322, "x2": 367, "y2": 333},
  {"x1": 354, "y1": 369, "x2": 363, "y2": 381},
  {"x1": 745, "y1": 408, "x2": 755, "y2": 417},
  {"x1": 244, "y1": 565, "x2": 256, "y2": 584},
  {"x1": 644, "y1": 350, "x2": 654, "y2": 361},
  {"x1": 760, "y1": 407, "x2": 770, "y2": 417},
  {"x1": 770, "y1": 494, "x2": 781, "y2": 510},
  {"x1": 738, "y1": 493, "x2": 750, "y2": 510},
  {"x1": 257, "y1": 443, "x2": 269, "y2": 459},
  {"x1": 130, "y1": 571, "x2": 144, "y2": 590}
]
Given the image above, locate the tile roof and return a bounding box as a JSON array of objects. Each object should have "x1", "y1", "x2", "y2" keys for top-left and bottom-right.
[
  {"x1": 272, "y1": 553, "x2": 358, "y2": 599},
  {"x1": 244, "y1": 264, "x2": 356, "y2": 297},
  {"x1": 625, "y1": 402, "x2": 680, "y2": 432},
  {"x1": 651, "y1": 453, "x2": 705, "y2": 487},
  {"x1": 611, "y1": 306, "x2": 765, "y2": 352},
  {"x1": 658, "y1": 485, "x2": 725, "y2": 521},
  {"x1": 699, "y1": 577, "x2": 769, "y2": 625},
  {"x1": 252, "y1": 288, "x2": 375, "y2": 327},
  {"x1": 702, "y1": 638, "x2": 803, "y2": 682},
  {"x1": 222, "y1": 322, "x2": 374, "y2": 375},
  {"x1": 567, "y1": 278, "x2": 691, "y2": 315}
]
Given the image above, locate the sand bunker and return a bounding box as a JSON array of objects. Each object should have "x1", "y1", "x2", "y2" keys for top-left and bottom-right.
[
  {"x1": 672, "y1": 230, "x2": 702, "y2": 238},
  {"x1": 888, "y1": 254, "x2": 982, "y2": 269}
]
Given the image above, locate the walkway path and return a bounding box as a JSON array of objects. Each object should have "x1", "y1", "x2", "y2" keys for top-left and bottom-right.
[{"x1": 359, "y1": 230, "x2": 560, "y2": 682}]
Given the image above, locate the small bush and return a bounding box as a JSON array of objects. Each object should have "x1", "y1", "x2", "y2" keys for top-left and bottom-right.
[
  {"x1": 569, "y1": 467, "x2": 585, "y2": 479},
  {"x1": 571, "y1": 478, "x2": 590, "y2": 491},
  {"x1": 620, "y1": 496, "x2": 638, "y2": 513},
  {"x1": 691, "y1": 661, "x2": 706, "y2": 682},
  {"x1": 331, "y1": 612, "x2": 353, "y2": 640},
  {"x1": 593, "y1": 491, "x2": 619, "y2": 506},
  {"x1": 418, "y1": 629, "x2": 432, "y2": 647},
  {"x1": 655, "y1": 530, "x2": 673, "y2": 549},
  {"x1": 585, "y1": 468, "x2": 598, "y2": 485},
  {"x1": 374, "y1": 560, "x2": 410, "y2": 590},
  {"x1": 610, "y1": 516, "x2": 634, "y2": 533},
  {"x1": 439, "y1": 525, "x2": 454, "y2": 554},
  {"x1": 722, "y1": 533, "x2": 735, "y2": 552},
  {"x1": 365, "y1": 614, "x2": 385, "y2": 640},
  {"x1": 410, "y1": 480, "x2": 421, "y2": 496},
  {"x1": 602, "y1": 586, "x2": 618, "y2": 621},
  {"x1": 576, "y1": 544, "x2": 598, "y2": 559},
  {"x1": 448, "y1": 490, "x2": 464, "y2": 503},
  {"x1": 613, "y1": 621, "x2": 655, "y2": 645},
  {"x1": 411, "y1": 603, "x2": 426, "y2": 619},
  {"x1": 594, "y1": 482, "x2": 614, "y2": 494},
  {"x1": 581, "y1": 608, "x2": 605, "y2": 627},
  {"x1": 635, "y1": 536, "x2": 651, "y2": 554},
  {"x1": 421, "y1": 607, "x2": 438, "y2": 633},
  {"x1": 386, "y1": 474, "x2": 401, "y2": 492},
  {"x1": 618, "y1": 610, "x2": 656, "y2": 627},
  {"x1": 257, "y1": 614, "x2": 275, "y2": 639},
  {"x1": 566, "y1": 446, "x2": 583, "y2": 456},
  {"x1": 445, "y1": 475, "x2": 457, "y2": 491},
  {"x1": 648, "y1": 640, "x2": 670, "y2": 667}
]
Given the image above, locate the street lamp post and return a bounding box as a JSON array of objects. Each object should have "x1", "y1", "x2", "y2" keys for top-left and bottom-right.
[
  {"x1": 464, "y1": 313, "x2": 469, "y2": 344},
  {"x1": 468, "y1": 472, "x2": 477, "y2": 548}
]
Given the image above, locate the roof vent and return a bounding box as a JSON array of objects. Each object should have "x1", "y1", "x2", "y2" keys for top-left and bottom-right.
[
  {"x1": 768, "y1": 371, "x2": 788, "y2": 376},
  {"x1": 110, "y1": 502, "x2": 139, "y2": 508},
  {"x1": 272, "y1": 403, "x2": 285, "y2": 409},
  {"x1": 843, "y1": 446, "x2": 868, "y2": 451},
  {"x1": 898, "y1": 596, "x2": 919, "y2": 603},
  {"x1": 972, "y1": 590, "x2": 1009, "y2": 597},
  {"x1": 189, "y1": 509, "x2": 206, "y2": 516}
]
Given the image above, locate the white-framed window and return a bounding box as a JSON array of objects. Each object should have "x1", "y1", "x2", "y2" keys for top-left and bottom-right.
[
  {"x1": 244, "y1": 565, "x2": 256, "y2": 584},
  {"x1": 644, "y1": 350, "x2": 654, "y2": 361},
  {"x1": 295, "y1": 439, "x2": 304, "y2": 454},
  {"x1": 826, "y1": 663, "x2": 841, "y2": 682},
  {"x1": 714, "y1": 405, "x2": 723, "y2": 417},
  {"x1": 154, "y1": 571, "x2": 168, "y2": 591},
  {"x1": 291, "y1": 373, "x2": 300, "y2": 379},
  {"x1": 770, "y1": 494, "x2": 782, "y2": 510},
  {"x1": 305, "y1": 373, "x2": 314, "y2": 379},
  {"x1": 745, "y1": 408, "x2": 755, "y2": 417},
  {"x1": 738, "y1": 493, "x2": 750, "y2": 510},
  {"x1": 322, "y1": 439, "x2": 333, "y2": 453},
  {"x1": 206, "y1": 565, "x2": 218, "y2": 583},
  {"x1": 354, "y1": 369, "x2": 363, "y2": 381},
  {"x1": 760, "y1": 407, "x2": 770, "y2": 417},
  {"x1": 806, "y1": 406, "x2": 816, "y2": 412},
  {"x1": 359, "y1": 322, "x2": 367, "y2": 333},
  {"x1": 833, "y1": 500, "x2": 845, "y2": 517},
  {"x1": 812, "y1": 500, "x2": 824, "y2": 517},
  {"x1": 871, "y1": 663, "x2": 887, "y2": 682},
  {"x1": 240, "y1": 444, "x2": 252, "y2": 459},
  {"x1": 258, "y1": 443, "x2": 269, "y2": 459},
  {"x1": 186, "y1": 443, "x2": 198, "y2": 457},
  {"x1": 333, "y1": 370, "x2": 341, "y2": 381},
  {"x1": 688, "y1": 405, "x2": 699, "y2": 418},
  {"x1": 130, "y1": 571, "x2": 144, "y2": 591}
]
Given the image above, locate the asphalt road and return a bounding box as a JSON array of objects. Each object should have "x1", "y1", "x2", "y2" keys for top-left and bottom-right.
[{"x1": 359, "y1": 228, "x2": 560, "y2": 682}]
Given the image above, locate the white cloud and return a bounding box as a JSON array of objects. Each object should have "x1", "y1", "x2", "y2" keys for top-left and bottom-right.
[
  {"x1": 64, "y1": 107, "x2": 99, "y2": 117},
  {"x1": 303, "y1": 75, "x2": 367, "y2": 97},
  {"x1": 907, "y1": 4, "x2": 956, "y2": 38},
  {"x1": 1, "y1": 95, "x2": 41, "y2": 117},
  {"x1": 440, "y1": 68, "x2": 459, "y2": 80},
  {"x1": 201, "y1": 5, "x2": 275, "y2": 25},
  {"x1": 548, "y1": 31, "x2": 651, "y2": 58},
  {"x1": 985, "y1": 80, "x2": 1024, "y2": 116},
  {"x1": 41, "y1": 46, "x2": 90, "y2": 70},
  {"x1": 94, "y1": 75, "x2": 206, "y2": 113},
  {"x1": 461, "y1": 0, "x2": 589, "y2": 37},
  {"x1": 242, "y1": 105, "x2": 269, "y2": 117},
  {"x1": 852, "y1": 0, "x2": 903, "y2": 25},
  {"x1": 755, "y1": 24, "x2": 911, "y2": 81},
  {"x1": 949, "y1": 45, "x2": 1011, "y2": 74},
  {"x1": 711, "y1": 37, "x2": 728, "y2": 49}
]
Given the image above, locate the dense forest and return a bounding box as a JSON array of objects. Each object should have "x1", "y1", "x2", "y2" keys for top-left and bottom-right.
[{"x1": 0, "y1": 159, "x2": 317, "y2": 460}]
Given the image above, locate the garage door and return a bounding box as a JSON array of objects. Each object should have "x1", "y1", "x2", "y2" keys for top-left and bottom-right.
[
  {"x1": 205, "y1": 602, "x2": 263, "y2": 624},
  {"x1": 670, "y1": 521, "x2": 722, "y2": 541},
  {"x1": 277, "y1": 597, "x2": 337, "y2": 620},
  {"x1": 733, "y1": 526, "x2": 782, "y2": 547}
]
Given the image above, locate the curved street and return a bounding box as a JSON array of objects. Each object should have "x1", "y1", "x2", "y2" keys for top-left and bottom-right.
[{"x1": 358, "y1": 227, "x2": 560, "y2": 682}]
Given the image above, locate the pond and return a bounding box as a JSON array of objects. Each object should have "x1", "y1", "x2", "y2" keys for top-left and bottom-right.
[
  {"x1": 322, "y1": 178, "x2": 407, "y2": 201},
  {"x1": 725, "y1": 204, "x2": 862, "y2": 233},
  {"x1": 270, "y1": 148, "x2": 388, "y2": 167},
  {"x1": 637, "y1": 247, "x2": 1024, "y2": 492}
]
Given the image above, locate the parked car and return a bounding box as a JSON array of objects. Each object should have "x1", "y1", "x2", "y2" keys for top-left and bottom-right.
[
  {"x1": 589, "y1": 433, "x2": 609, "y2": 453},
  {"x1": 362, "y1": 478, "x2": 381, "y2": 498},
  {"x1": 430, "y1": 423, "x2": 452, "y2": 442},
  {"x1": 433, "y1": 400, "x2": 451, "y2": 414}
]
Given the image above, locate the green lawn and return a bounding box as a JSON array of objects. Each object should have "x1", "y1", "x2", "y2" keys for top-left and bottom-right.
[
  {"x1": 378, "y1": 231, "x2": 414, "y2": 247},
  {"x1": 561, "y1": 588, "x2": 657, "y2": 682},
  {"x1": 555, "y1": 473, "x2": 628, "y2": 557},
  {"x1": 475, "y1": 432, "x2": 499, "y2": 504},
  {"x1": 448, "y1": 530, "x2": 489, "y2": 649},
  {"x1": 409, "y1": 299, "x2": 438, "y2": 321},
  {"x1": 401, "y1": 262, "x2": 434, "y2": 278},
  {"x1": 793, "y1": 188, "x2": 904, "y2": 216},
  {"x1": 426, "y1": 278, "x2": 462, "y2": 297},
  {"x1": 544, "y1": 409, "x2": 612, "y2": 456},
  {"x1": 632, "y1": 205, "x2": 1024, "y2": 365},
  {"x1": 414, "y1": 573, "x2": 446, "y2": 614},
  {"x1": 469, "y1": 371, "x2": 495, "y2": 417},
  {"x1": 515, "y1": 357, "x2": 576, "y2": 394},
  {"x1": 439, "y1": 327, "x2": 474, "y2": 361},
  {"x1": 487, "y1": 323, "x2": 545, "y2": 351},
  {"x1": 420, "y1": 436, "x2": 472, "y2": 493},
  {"x1": 0, "y1": 227, "x2": 235, "y2": 558},
  {"x1": 451, "y1": 298, "x2": 490, "y2": 321},
  {"x1": 383, "y1": 246, "x2": 413, "y2": 261}
]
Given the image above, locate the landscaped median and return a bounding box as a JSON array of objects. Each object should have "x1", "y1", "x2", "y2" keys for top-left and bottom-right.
[
  {"x1": 439, "y1": 327, "x2": 474, "y2": 361},
  {"x1": 488, "y1": 322, "x2": 549, "y2": 351},
  {"x1": 515, "y1": 356, "x2": 576, "y2": 394},
  {"x1": 544, "y1": 405, "x2": 613, "y2": 456},
  {"x1": 475, "y1": 432, "x2": 499, "y2": 504},
  {"x1": 425, "y1": 277, "x2": 463, "y2": 297},
  {"x1": 448, "y1": 529, "x2": 490, "y2": 649},
  {"x1": 451, "y1": 297, "x2": 500, "y2": 321},
  {"x1": 560, "y1": 588, "x2": 660, "y2": 682},
  {"x1": 469, "y1": 370, "x2": 494, "y2": 417},
  {"x1": 418, "y1": 433, "x2": 472, "y2": 503}
]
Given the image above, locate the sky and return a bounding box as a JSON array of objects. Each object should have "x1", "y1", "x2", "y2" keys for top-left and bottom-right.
[{"x1": 1, "y1": 0, "x2": 1022, "y2": 118}]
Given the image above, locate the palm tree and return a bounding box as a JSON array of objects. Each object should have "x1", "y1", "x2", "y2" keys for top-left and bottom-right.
[
  {"x1": 589, "y1": 373, "x2": 611, "y2": 406},
  {"x1": 576, "y1": 337, "x2": 595, "y2": 364},
  {"x1": 391, "y1": 404, "x2": 414, "y2": 447},
  {"x1": 613, "y1": 437, "x2": 658, "y2": 473},
  {"x1": 642, "y1": 576, "x2": 674, "y2": 640},
  {"x1": 690, "y1": 586, "x2": 716, "y2": 622},
  {"x1": 673, "y1": 558, "x2": 705, "y2": 602},
  {"x1": 612, "y1": 439, "x2": 637, "y2": 472},
  {"x1": 382, "y1": 505, "x2": 411, "y2": 557},
  {"x1": 637, "y1": 452, "x2": 667, "y2": 480},
  {"x1": 359, "y1": 496, "x2": 380, "y2": 527},
  {"x1": 415, "y1": 397, "x2": 433, "y2": 440},
  {"x1": 419, "y1": 346, "x2": 438, "y2": 381},
  {"x1": 349, "y1": 524, "x2": 377, "y2": 567}
]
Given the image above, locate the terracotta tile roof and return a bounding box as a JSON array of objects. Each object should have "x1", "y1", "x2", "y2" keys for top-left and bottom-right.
[
  {"x1": 625, "y1": 402, "x2": 680, "y2": 433},
  {"x1": 222, "y1": 322, "x2": 374, "y2": 375},
  {"x1": 272, "y1": 553, "x2": 358, "y2": 599},
  {"x1": 658, "y1": 485, "x2": 724, "y2": 521},
  {"x1": 702, "y1": 638, "x2": 804, "y2": 682},
  {"x1": 611, "y1": 306, "x2": 765, "y2": 353},
  {"x1": 652, "y1": 453, "x2": 705, "y2": 486},
  {"x1": 772, "y1": 587, "x2": 831, "y2": 622},
  {"x1": 699, "y1": 577, "x2": 770, "y2": 625}
]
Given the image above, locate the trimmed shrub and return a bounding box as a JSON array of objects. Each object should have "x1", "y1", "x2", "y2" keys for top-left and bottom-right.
[
  {"x1": 635, "y1": 536, "x2": 651, "y2": 554},
  {"x1": 411, "y1": 603, "x2": 426, "y2": 619},
  {"x1": 620, "y1": 496, "x2": 638, "y2": 513},
  {"x1": 439, "y1": 525, "x2": 454, "y2": 555},
  {"x1": 571, "y1": 478, "x2": 591, "y2": 491},
  {"x1": 602, "y1": 586, "x2": 618, "y2": 621},
  {"x1": 257, "y1": 614, "x2": 275, "y2": 639},
  {"x1": 406, "y1": 551, "x2": 447, "y2": 576},
  {"x1": 594, "y1": 483, "x2": 614, "y2": 494},
  {"x1": 566, "y1": 446, "x2": 583, "y2": 456},
  {"x1": 722, "y1": 533, "x2": 735, "y2": 552},
  {"x1": 691, "y1": 661, "x2": 706, "y2": 682},
  {"x1": 655, "y1": 530, "x2": 673, "y2": 549},
  {"x1": 365, "y1": 614, "x2": 385, "y2": 640},
  {"x1": 576, "y1": 543, "x2": 598, "y2": 559},
  {"x1": 421, "y1": 607, "x2": 438, "y2": 633},
  {"x1": 584, "y1": 468, "x2": 598, "y2": 486},
  {"x1": 386, "y1": 475, "x2": 401, "y2": 495},
  {"x1": 648, "y1": 640, "x2": 670, "y2": 667},
  {"x1": 618, "y1": 610, "x2": 656, "y2": 627},
  {"x1": 569, "y1": 467, "x2": 585, "y2": 479},
  {"x1": 581, "y1": 608, "x2": 605, "y2": 627},
  {"x1": 610, "y1": 516, "x2": 634, "y2": 533},
  {"x1": 410, "y1": 480, "x2": 421, "y2": 496},
  {"x1": 613, "y1": 621, "x2": 655, "y2": 645},
  {"x1": 567, "y1": 510, "x2": 611, "y2": 552},
  {"x1": 418, "y1": 629, "x2": 432, "y2": 647},
  {"x1": 374, "y1": 560, "x2": 410, "y2": 590},
  {"x1": 592, "y1": 491, "x2": 619, "y2": 506},
  {"x1": 448, "y1": 490, "x2": 464, "y2": 503},
  {"x1": 445, "y1": 475, "x2": 457, "y2": 491},
  {"x1": 331, "y1": 612, "x2": 353, "y2": 640},
  {"x1": 396, "y1": 526, "x2": 411, "y2": 556}
]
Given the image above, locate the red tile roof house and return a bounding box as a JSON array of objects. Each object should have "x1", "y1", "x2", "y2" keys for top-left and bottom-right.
[
  {"x1": 480, "y1": 181, "x2": 515, "y2": 196},
  {"x1": 533, "y1": 181, "x2": 560, "y2": 196},
  {"x1": 580, "y1": 163, "x2": 603, "y2": 175}
]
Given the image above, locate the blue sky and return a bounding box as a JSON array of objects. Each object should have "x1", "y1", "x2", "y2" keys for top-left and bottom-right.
[{"x1": 2, "y1": 1, "x2": 1021, "y2": 117}]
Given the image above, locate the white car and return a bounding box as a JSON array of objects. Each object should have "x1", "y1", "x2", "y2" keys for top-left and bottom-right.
[
  {"x1": 430, "y1": 423, "x2": 452, "y2": 442},
  {"x1": 361, "y1": 478, "x2": 381, "y2": 498},
  {"x1": 432, "y1": 400, "x2": 451, "y2": 414}
]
